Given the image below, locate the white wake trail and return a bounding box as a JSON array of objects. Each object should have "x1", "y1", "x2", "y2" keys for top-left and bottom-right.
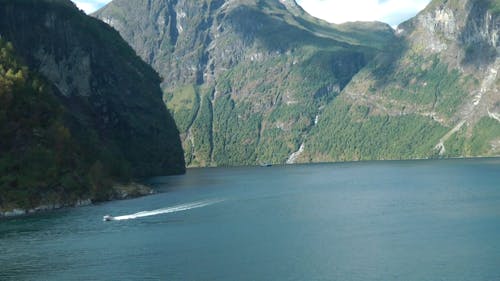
[{"x1": 111, "y1": 199, "x2": 223, "y2": 221}]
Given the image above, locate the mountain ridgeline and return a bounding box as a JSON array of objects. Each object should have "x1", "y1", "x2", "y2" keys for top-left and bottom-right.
[
  {"x1": 0, "y1": 0, "x2": 498, "y2": 213},
  {"x1": 95, "y1": 0, "x2": 499, "y2": 166},
  {"x1": 303, "y1": 0, "x2": 500, "y2": 161},
  {"x1": 0, "y1": 0, "x2": 185, "y2": 213},
  {"x1": 94, "y1": 0, "x2": 397, "y2": 166}
]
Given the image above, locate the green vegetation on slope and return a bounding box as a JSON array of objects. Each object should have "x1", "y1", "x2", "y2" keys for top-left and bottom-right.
[
  {"x1": 165, "y1": 85, "x2": 200, "y2": 133},
  {"x1": 374, "y1": 54, "x2": 472, "y2": 117},
  {"x1": 212, "y1": 95, "x2": 262, "y2": 166},
  {"x1": 444, "y1": 117, "x2": 500, "y2": 157},
  {"x1": 0, "y1": 38, "x2": 152, "y2": 209},
  {"x1": 470, "y1": 117, "x2": 500, "y2": 155},
  {"x1": 190, "y1": 93, "x2": 214, "y2": 166},
  {"x1": 96, "y1": 0, "x2": 498, "y2": 166},
  {"x1": 94, "y1": 0, "x2": 397, "y2": 167},
  {"x1": 0, "y1": 0, "x2": 185, "y2": 211},
  {"x1": 489, "y1": 0, "x2": 500, "y2": 14},
  {"x1": 305, "y1": 101, "x2": 448, "y2": 161},
  {"x1": 0, "y1": 39, "x2": 90, "y2": 208},
  {"x1": 1, "y1": 0, "x2": 184, "y2": 176},
  {"x1": 304, "y1": 49, "x2": 480, "y2": 162},
  {"x1": 304, "y1": 0, "x2": 499, "y2": 163}
]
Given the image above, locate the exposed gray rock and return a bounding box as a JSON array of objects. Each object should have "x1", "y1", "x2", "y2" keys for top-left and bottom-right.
[{"x1": 93, "y1": 0, "x2": 396, "y2": 166}]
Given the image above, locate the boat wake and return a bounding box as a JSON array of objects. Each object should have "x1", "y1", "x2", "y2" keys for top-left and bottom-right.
[{"x1": 106, "y1": 199, "x2": 224, "y2": 221}]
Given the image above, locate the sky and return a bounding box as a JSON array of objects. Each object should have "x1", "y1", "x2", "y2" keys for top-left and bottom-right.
[
  {"x1": 71, "y1": 0, "x2": 431, "y2": 27},
  {"x1": 71, "y1": 0, "x2": 110, "y2": 14},
  {"x1": 296, "y1": 0, "x2": 431, "y2": 27}
]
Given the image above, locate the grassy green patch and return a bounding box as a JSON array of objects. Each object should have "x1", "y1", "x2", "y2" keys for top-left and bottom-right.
[
  {"x1": 307, "y1": 102, "x2": 448, "y2": 161},
  {"x1": 165, "y1": 85, "x2": 200, "y2": 133},
  {"x1": 470, "y1": 117, "x2": 500, "y2": 155}
]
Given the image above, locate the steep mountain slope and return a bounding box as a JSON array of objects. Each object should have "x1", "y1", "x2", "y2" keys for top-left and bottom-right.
[
  {"x1": 0, "y1": 0, "x2": 185, "y2": 212},
  {"x1": 94, "y1": 0, "x2": 396, "y2": 166},
  {"x1": 301, "y1": 0, "x2": 499, "y2": 162}
]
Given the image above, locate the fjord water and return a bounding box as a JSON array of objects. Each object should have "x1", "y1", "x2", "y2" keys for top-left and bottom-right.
[{"x1": 1, "y1": 159, "x2": 500, "y2": 281}]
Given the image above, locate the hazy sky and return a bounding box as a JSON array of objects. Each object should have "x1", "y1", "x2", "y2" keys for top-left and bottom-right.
[
  {"x1": 72, "y1": 0, "x2": 110, "y2": 14},
  {"x1": 72, "y1": 0, "x2": 431, "y2": 26},
  {"x1": 296, "y1": 0, "x2": 431, "y2": 26}
]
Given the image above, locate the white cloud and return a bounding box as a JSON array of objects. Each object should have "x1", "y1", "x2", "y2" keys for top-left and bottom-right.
[
  {"x1": 296, "y1": 0, "x2": 431, "y2": 27},
  {"x1": 71, "y1": 0, "x2": 430, "y2": 26},
  {"x1": 71, "y1": 0, "x2": 111, "y2": 14}
]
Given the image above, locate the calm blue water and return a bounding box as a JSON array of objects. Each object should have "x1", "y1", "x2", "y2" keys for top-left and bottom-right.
[{"x1": 1, "y1": 159, "x2": 500, "y2": 281}]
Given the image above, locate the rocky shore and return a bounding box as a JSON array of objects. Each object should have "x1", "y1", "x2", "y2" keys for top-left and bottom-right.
[{"x1": 0, "y1": 182, "x2": 155, "y2": 219}]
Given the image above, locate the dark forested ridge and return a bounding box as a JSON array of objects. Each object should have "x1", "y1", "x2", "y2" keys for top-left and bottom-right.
[
  {"x1": 0, "y1": 39, "x2": 86, "y2": 210},
  {"x1": 0, "y1": 0, "x2": 185, "y2": 214},
  {"x1": 95, "y1": 0, "x2": 499, "y2": 166}
]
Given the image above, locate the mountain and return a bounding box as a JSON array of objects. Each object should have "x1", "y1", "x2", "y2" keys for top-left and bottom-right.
[
  {"x1": 94, "y1": 0, "x2": 397, "y2": 166},
  {"x1": 302, "y1": 0, "x2": 499, "y2": 162},
  {"x1": 0, "y1": 0, "x2": 185, "y2": 213},
  {"x1": 95, "y1": 0, "x2": 498, "y2": 167}
]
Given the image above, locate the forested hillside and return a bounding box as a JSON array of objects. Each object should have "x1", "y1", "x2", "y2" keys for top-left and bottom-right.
[
  {"x1": 94, "y1": 0, "x2": 397, "y2": 166},
  {"x1": 0, "y1": 0, "x2": 185, "y2": 214},
  {"x1": 0, "y1": 39, "x2": 89, "y2": 209},
  {"x1": 302, "y1": 0, "x2": 500, "y2": 162},
  {"x1": 96, "y1": 0, "x2": 499, "y2": 166}
]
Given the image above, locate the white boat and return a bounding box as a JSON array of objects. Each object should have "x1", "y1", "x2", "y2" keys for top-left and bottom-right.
[{"x1": 103, "y1": 215, "x2": 115, "y2": 221}]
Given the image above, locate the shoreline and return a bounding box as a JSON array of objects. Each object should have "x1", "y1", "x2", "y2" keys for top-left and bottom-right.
[
  {"x1": 0, "y1": 182, "x2": 155, "y2": 219},
  {"x1": 2, "y1": 156, "x2": 499, "y2": 219},
  {"x1": 184, "y1": 155, "x2": 500, "y2": 169}
]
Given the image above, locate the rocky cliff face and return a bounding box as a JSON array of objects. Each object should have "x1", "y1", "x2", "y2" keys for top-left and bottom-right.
[
  {"x1": 94, "y1": 0, "x2": 498, "y2": 166},
  {"x1": 303, "y1": 0, "x2": 499, "y2": 161},
  {"x1": 0, "y1": 0, "x2": 185, "y2": 212},
  {"x1": 399, "y1": 0, "x2": 498, "y2": 67},
  {"x1": 94, "y1": 0, "x2": 396, "y2": 166}
]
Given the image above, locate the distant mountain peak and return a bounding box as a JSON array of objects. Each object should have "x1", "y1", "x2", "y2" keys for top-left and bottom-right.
[
  {"x1": 278, "y1": 0, "x2": 299, "y2": 8},
  {"x1": 93, "y1": 0, "x2": 396, "y2": 167}
]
